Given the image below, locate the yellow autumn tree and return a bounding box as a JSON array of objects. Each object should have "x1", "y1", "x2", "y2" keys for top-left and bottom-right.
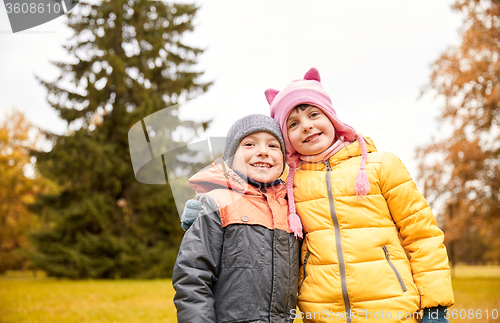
[
  {"x1": 0, "y1": 110, "x2": 48, "y2": 273},
  {"x1": 418, "y1": 0, "x2": 500, "y2": 264}
]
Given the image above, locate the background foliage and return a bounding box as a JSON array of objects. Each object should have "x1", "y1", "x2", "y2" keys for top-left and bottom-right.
[
  {"x1": 418, "y1": 0, "x2": 500, "y2": 264},
  {"x1": 27, "y1": 0, "x2": 210, "y2": 279},
  {"x1": 0, "y1": 111, "x2": 49, "y2": 273}
]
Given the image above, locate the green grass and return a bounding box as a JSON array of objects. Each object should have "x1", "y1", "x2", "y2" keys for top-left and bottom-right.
[
  {"x1": 451, "y1": 278, "x2": 500, "y2": 322},
  {"x1": 0, "y1": 265, "x2": 499, "y2": 322},
  {"x1": 452, "y1": 264, "x2": 500, "y2": 278},
  {"x1": 448, "y1": 265, "x2": 500, "y2": 323},
  {"x1": 0, "y1": 271, "x2": 176, "y2": 323}
]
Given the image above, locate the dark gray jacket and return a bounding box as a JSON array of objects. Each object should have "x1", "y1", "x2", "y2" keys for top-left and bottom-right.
[{"x1": 172, "y1": 174, "x2": 300, "y2": 323}]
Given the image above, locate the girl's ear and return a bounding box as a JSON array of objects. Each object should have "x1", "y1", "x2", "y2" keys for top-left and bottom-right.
[
  {"x1": 304, "y1": 67, "x2": 321, "y2": 82},
  {"x1": 265, "y1": 88, "x2": 279, "y2": 104}
]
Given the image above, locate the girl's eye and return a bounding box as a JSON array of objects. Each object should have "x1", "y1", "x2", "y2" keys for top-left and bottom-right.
[
  {"x1": 310, "y1": 112, "x2": 319, "y2": 118},
  {"x1": 288, "y1": 121, "x2": 298, "y2": 129}
]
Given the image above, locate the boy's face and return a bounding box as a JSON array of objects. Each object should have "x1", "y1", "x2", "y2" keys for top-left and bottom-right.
[
  {"x1": 232, "y1": 131, "x2": 284, "y2": 183},
  {"x1": 286, "y1": 105, "x2": 336, "y2": 156}
]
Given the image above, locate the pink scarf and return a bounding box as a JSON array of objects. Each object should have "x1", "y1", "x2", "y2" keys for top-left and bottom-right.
[
  {"x1": 299, "y1": 136, "x2": 351, "y2": 163},
  {"x1": 286, "y1": 133, "x2": 369, "y2": 239}
]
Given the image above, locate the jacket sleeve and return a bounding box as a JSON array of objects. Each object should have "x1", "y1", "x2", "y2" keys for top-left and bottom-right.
[
  {"x1": 172, "y1": 196, "x2": 223, "y2": 323},
  {"x1": 379, "y1": 152, "x2": 454, "y2": 309}
]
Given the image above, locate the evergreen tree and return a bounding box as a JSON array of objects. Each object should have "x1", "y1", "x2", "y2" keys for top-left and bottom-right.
[{"x1": 29, "y1": 0, "x2": 210, "y2": 278}]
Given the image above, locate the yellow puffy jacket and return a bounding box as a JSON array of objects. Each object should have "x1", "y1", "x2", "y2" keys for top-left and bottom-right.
[{"x1": 294, "y1": 137, "x2": 454, "y2": 323}]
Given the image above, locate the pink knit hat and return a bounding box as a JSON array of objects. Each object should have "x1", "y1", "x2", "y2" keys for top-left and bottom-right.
[
  {"x1": 265, "y1": 68, "x2": 370, "y2": 238},
  {"x1": 266, "y1": 67, "x2": 358, "y2": 167}
]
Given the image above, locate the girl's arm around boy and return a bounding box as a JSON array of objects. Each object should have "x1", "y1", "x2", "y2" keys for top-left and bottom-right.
[{"x1": 172, "y1": 196, "x2": 222, "y2": 323}]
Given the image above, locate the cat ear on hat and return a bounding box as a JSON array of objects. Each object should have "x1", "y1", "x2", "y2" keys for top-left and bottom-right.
[
  {"x1": 304, "y1": 67, "x2": 321, "y2": 82},
  {"x1": 265, "y1": 88, "x2": 279, "y2": 104}
]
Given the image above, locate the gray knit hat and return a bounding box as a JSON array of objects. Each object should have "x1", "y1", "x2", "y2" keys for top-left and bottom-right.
[{"x1": 224, "y1": 114, "x2": 286, "y2": 171}]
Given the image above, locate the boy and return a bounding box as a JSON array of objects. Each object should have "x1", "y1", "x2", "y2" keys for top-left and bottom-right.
[{"x1": 172, "y1": 114, "x2": 300, "y2": 323}]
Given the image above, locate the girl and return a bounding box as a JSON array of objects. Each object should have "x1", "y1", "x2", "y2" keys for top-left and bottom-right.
[{"x1": 265, "y1": 68, "x2": 454, "y2": 323}]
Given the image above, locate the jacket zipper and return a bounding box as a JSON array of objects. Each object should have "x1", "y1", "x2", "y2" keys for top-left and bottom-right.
[
  {"x1": 382, "y1": 246, "x2": 407, "y2": 292},
  {"x1": 323, "y1": 160, "x2": 352, "y2": 323},
  {"x1": 298, "y1": 251, "x2": 311, "y2": 293}
]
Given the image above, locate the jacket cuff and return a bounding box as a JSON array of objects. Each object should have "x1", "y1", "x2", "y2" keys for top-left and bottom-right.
[
  {"x1": 421, "y1": 306, "x2": 448, "y2": 323},
  {"x1": 413, "y1": 269, "x2": 454, "y2": 308}
]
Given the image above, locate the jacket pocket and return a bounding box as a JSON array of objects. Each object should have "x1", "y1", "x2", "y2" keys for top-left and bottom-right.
[
  {"x1": 298, "y1": 251, "x2": 311, "y2": 294},
  {"x1": 382, "y1": 246, "x2": 407, "y2": 292},
  {"x1": 221, "y1": 224, "x2": 267, "y2": 268}
]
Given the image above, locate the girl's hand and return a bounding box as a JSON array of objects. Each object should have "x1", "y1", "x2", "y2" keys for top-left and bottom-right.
[
  {"x1": 181, "y1": 193, "x2": 203, "y2": 230},
  {"x1": 421, "y1": 306, "x2": 449, "y2": 323}
]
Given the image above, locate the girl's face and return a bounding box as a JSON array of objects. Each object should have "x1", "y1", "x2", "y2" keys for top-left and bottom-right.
[
  {"x1": 286, "y1": 105, "x2": 336, "y2": 156},
  {"x1": 232, "y1": 131, "x2": 284, "y2": 183}
]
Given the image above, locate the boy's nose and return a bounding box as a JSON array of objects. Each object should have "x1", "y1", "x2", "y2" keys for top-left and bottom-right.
[
  {"x1": 257, "y1": 150, "x2": 269, "y2": 157},
  {"x1": 257, "y1": 146, "x2": 269, "y2": 157}
]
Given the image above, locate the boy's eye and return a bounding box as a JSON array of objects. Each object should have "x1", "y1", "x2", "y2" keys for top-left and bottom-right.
[
  {"x1": 269, "y1": 144, "x2": 279, "y2": 148},
  {"x1": 243, "y1": 142, "x2": 254, "y2": 147}
]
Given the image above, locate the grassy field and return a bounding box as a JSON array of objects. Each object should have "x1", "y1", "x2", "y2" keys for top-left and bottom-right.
[
  {"x1": 0, "y1": 265, "x2": 499, "y2": 322},
  {"x1": 0, "y1": 271, "x2": 177, "y2": 323},
  {"x1": 448, "y1": 265, "x2": 500, "y2": 323}
]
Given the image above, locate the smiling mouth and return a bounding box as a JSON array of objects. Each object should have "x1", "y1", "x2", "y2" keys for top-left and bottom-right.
[
  {"x1": 250, "y1": 162, "x2": 273, "y2": 168},
  {"x1": 304, "y1": 133, "x2": 321, "y2": 143}
]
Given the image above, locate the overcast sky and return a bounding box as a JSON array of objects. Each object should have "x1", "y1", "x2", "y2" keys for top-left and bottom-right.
[{"x1": 0, "y1": 0, "x2": 462, "y2": 183}]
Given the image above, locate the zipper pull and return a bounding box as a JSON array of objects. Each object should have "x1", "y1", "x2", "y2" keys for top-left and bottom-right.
[
  {"x1": 322, "y1": 160, "x2": 332, "y2": 171},
  {"x1": 303, "y1": 251, "x2": 311, "y2": 265},
  {"x1": 382, "y1": 245, "x2": 390, "y2": 258}
]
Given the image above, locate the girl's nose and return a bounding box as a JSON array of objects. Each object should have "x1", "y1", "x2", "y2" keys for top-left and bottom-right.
[{"x1": 302, "y1": 122, "x2": 313, "y2": 131}]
